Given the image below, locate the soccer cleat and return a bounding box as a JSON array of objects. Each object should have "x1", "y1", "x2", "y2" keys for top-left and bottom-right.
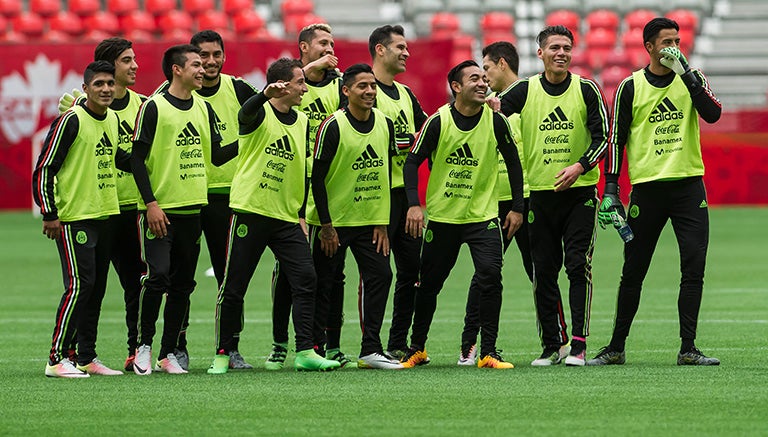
[
  {"x1": 133, "y1": 345, "x2": 152, "y2": 376},
  {"x1": 326, "y1": 348, "x2": 353, "y2": 368},
  {"x1": 155, "y1": 353, "x2": 188, "y2": 374},
  {"x1": 677, "y1": 347, "x2": 720, "y2": 366},
  {"x1": 45, "y1": 358, "x2": 89, "y2": 378},
  {"x1": 228, "y1": 350, "x2": 253, "y2": 369},
  {"x1": 207, "y1": 354, "x2": 230, "y2": 374},
  {"x1": 457, "y1": 344, "x2": 478, "y2": 366},
  {"x1": 565, "y1": 341, "x2": 586, "y2": 366},
  {"x1": 173, "y1": 348, "x2": 189, "y2": 371},
  {"x1": 384, "y1": 349, "x2": 407, "y2": 361},
  {"x1": 400, "y1": 347, "x2": 429, "y2": 368},
  {"x1": 586, "y1": 346, "x2": 626, "y2": 366},
  {"x1": 77, "y1": 358, "x2": 124, "y2": 375},
  {"x1": 358, "y1": 352, "x2": 405, "y2": 369},
  {"x1": 265, "y1": 343, "x2": 288, "y2": 371},
  {"x1": 294, "y1": 349, "x2": 341, "y2": 371},
  {"x1": 531, "y1": 344, "x2": 570, "y2": 366},
  {"x1": 477, "y1": 351, "x2": 515, "y2": 369},
  {"x1": 124, "y1": 354, "x2": 135, "y2": 372}
]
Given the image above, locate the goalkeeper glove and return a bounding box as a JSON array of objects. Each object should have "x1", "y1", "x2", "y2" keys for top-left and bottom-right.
[
  {"x1": 57, "y1": 89, "x2": 83, "y2": 114},
  {"x1": 659, "y1": 47, "x2": 689, "y2": 76},
  {"x1": 598, "y1": 181, "x2": 625, "y2": 229}
]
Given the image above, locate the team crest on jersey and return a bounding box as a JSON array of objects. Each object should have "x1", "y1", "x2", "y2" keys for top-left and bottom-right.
[
  {"x1": 528, "y1": 210, "x2": 535, "y2": 223},
  {"x1": 75, "y1": 231, "x2": 87, "y2": 244},
  {"x1": 629, "y1": 204, "x2": 640, "y2": 218},
  {"x1": 424, "y1": 229, "x2": 433, "y2": 243},
  {"x1": 539, "y1": 107, "x2": 574, "y2": 131},
  {"x1": 145, "y1": 228, "x2": 156, "y2": 240},
  {"x1": 237, "y1": 224, "x2": 248, "y2": 238}
]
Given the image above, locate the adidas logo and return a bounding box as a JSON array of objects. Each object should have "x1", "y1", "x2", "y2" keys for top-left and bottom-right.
[
  {"x1": 699, "y1": 200, "x2": 708, "y2": 208},
  {"x1": 117, "y1": 119, "x2": 134, "y2": 146},
  {"x1": 265, "y1": 135, "x2": 295, "y2": 161},
  {"x1": 352, "y1": 145, "x2": 384, "y2": 170},
  {"x1": 175, "y1": 122, "x2": 201, "y2": 147},
  {"x1": 304, "y1": 98, "x2": 328, "y2": 121},
  {"x1": 213, "y1": 110, "x2": 227, "y2": 132},
  {"x1": 393, "y1": 109, "x2": 409, "y2": 135},
  {"x1": 445, "y1": 143, "x2": 479, "y2": 166},
  {"x1": 487, "y1": 221, "x2": 498, "y2": 230},
  {"x1": 539, "y1": 106, "x2": 574, "y2": 131},
  {"x1": 648, "y1": 98, "x2": 684, "y2": 123},
  {"x1": 95, "y1": 132, "x2": 114, "y2": 156},
  {"x1": 584, "y1": 199, "x2": 595, "y2": 208}
]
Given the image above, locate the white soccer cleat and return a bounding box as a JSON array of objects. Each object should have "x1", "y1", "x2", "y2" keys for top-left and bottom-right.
[
  {"x1": 357, "y1": 352, "x2": 404, "y2": 369},
  {"x1": 133, "y1": 345, "x2": 152, "y2": 376}
]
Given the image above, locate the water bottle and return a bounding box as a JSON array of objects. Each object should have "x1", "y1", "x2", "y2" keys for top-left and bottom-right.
[{"x1": 612, "y1": 213, "x2": 634, "y2": 243}]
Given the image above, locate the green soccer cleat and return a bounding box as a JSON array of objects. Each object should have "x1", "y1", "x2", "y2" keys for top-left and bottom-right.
[
  {"x1": 325, "y1": 348, "x2": 353, "y2": 368},
  {"x1": 294, "y1": 349, "x2": 341, "y2": 371},
  {"x1": 207, "y1": 354, "x2": 230, "y2": 374},
  {"x1": 265, "y1": 343, "x2": 288, "y2": 371}
]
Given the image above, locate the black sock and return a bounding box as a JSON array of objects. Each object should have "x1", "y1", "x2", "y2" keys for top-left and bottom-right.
[{"x1": 681, "y1": 339, "x2": 695, "y2": 353}]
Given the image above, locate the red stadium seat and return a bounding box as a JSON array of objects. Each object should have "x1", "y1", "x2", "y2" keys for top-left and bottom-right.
[
  {"x1": 12, "y1": 12, "x2": 44, "y2": 38},
  {"x1": 621, "y1": 27, "x2": 649, "y2": 67},
  {"x1": 601, "y1": 48, "x2": 633, "y2": 70},
  {"x1": 570, "y1": 49, "x2": 589, "y2": 70},
  {"x1": 481, "y1": 11, "x2": 514, "y2": 33},
  {"x1": 82, "y1": 29, "x2": 111, "y2": 43},
  {"x1": 0, "y1": 30, "x2": 26, "y2": 42},
  {"x1": 450, "y1": 33, "x2": 474, "y2": 66},
  {"x1": 233, "y1": 9, "x2": 265, "y2": 35},
  {"x1": 569, "y1": 64, "x2": 592, "y2": 80},
  {"x1": 292, "y1": 13, "x2": 324, "y2": 34},
  {"x1": 83, "y1": 11, "x2": 120, "y2": 35},
  {"x1": 243, "y1": 27, "x2": 277, "y2": 41},
  {"x1": 281, "y1": 0, "x2": 313, "y2": 18},
  {"x1": 585, "y1": 27, "x2": 616, "y2": 71},
  {"x1": 43, "y1": 29, "x2": 72, "y2": 42},
  {"x1": 624, "y1": 9, "x2": 656, "y2": 32},
  {"x1": 223, "y1": 0, "x2": 253, "y2": 15},
  {"x1": 161, "y1": 27, "x2": 193, "y2": 42},
  {"x1": 666, "y1": 8, "x2": 698, "y2": 31},
  {"x1": 431, "y1": 12, "x2": 460, "y2": 39},
  {"x1": 600, "y1": 65, "x2": 631, "y2": 89},
  {"x1": 29, "y1": 0, "x2": 60, "y2": 18},
  {"x1": 482, "y1": 31, "x2": 516, "y2": 47},
  {"x1": 145, "y1": 0, "x2": 178, "y2": 17},
  {"x1": 124, "y1": 28, "x2": 154, "y2": 42},
  {"x1": 68, "y1": 0, "x2": 101, "y2": 17},
  {"x1": 182, "y1": 0, "x2": 214, "y2": 17},
  {"x1": 586, "y1": 9, "x2": 619, "y2": 32},
  {"x1": 107, "y1": 0, "x2": 139, "y2": 17},
  {"x1": 545, "y1": 9, "x2": 580, "y2": 47},
  {"x1": 0, "y1": 0, "x2": 22, "y2": 18},
  {"x1": 48, "y1": 11, "x2": 84, "y2": 36},
  {"x1": 0, "y1": 14, "x2": 5, "y2": 33},
  {"x1": 120, "y1": 10, "x2": 156, "y2": 34},
  {"x1": 678, "y1": 27, "x2": 695, "y2": 53},
  {"x1": 196, "y1": 10, "x2": 229, "y2": 32},
  {"x1": 157, "y1": 10, "x2": 193, "y2": 32}
]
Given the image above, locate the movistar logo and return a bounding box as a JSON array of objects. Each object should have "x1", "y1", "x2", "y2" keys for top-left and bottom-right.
[
  {"x1": 352, "y1": 144, "x2": 384, "y2": 170},
  {"x1": 265, "y1": 135, "x2": 295, "y2": 161},
  {"x1": 118, "y1": 119, "x2": 134, "y2": 146},
  {"x1": 648, "y1": 98, "x2": 684, "y2": 123},
  {"x1": 303, "y1": 98, "x2": 328, "y2": 121},
  {"x1": 213, "y1": 110, "x2": 226, "y2": 132},
  {"x1": 95, "y1": 132, "x2": 114, "y2": 156},
  {"x1": 176, "y1": 122, "x2": 201, "y2": 147},
  {"x1": 393, "y1": 109, "x2": 409, "y2": 135},
  {"x1": 539, "y1": 107, "x2": 574, "y2": 131},
  {"x1": 445, "y1": 143, "x2": 478, "y2": 166}
]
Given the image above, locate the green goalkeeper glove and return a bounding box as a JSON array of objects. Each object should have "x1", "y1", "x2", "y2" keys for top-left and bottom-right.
[
  {"x1": 598, "y1": 182, "x2": 625, "y2": 229},
  {"x1": 57, "y1": 89, "x2": 83, "y2": 114},
  {"x1": 659, "y1": 47, "x2": 689, "y2": 76}
]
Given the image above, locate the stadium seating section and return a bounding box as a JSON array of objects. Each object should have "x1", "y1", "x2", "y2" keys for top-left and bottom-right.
[{"x1": 0, "y1": 0, "x2": 765, "y2": 107}]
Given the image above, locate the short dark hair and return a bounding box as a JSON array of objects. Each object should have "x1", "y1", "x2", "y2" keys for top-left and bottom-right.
[
  {"x1": 84, "y1": 60, "x2": 115, "y2": 85},
  {"x1": 368, "y1": 24, "x2": 405, "y2": 59},
  {"x1": 536, "y1": 25, "x2": 574, "y2": 47},
  {"x1": 190, "y1": 30, "x2": 225, "y2": 51},
  {"x1": 447, "y1": 60, "x2": 478, "y2": 96},
  {"x1": 94, "y1": 38, "x2": 133, "y2": 65},
  {"x1": 643, "y1": 17, "x2": 679, "y2": 44},
  {"x1": 162, "y1": 44, "x2": 201, "y2": 81},
  {"x1": 482, "y1": 41, "x2": 519, "y2": 75},
  {"x1": 266, "y1": 57, "x2": 304, "y2": 84},
  {"x1": 342, "y1": 63, "x2": 374, "y2": 87}
]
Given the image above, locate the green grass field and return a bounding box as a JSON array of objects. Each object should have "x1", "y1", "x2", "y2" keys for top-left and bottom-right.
[{"x1": 1, "y1": 208, "x2": 766, "y2": 435}]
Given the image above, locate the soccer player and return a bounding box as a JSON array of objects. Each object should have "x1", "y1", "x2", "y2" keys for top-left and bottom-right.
[
  {"x1": 368, "y1": 24, "x2": 428, "y2": 360},
  {"x1": 458, "y1": 41, "x2": 533, "y2": 366},
  {"x1": 266, "y1": 23, "x2": 349, "y2": 369},
  {"x1": 34, "y1": 61, "x2": 128, "y2": 377},
  {"x1": 57, "y1": 38, "x2": 147, "y2": 372},
  {"x1": 207, "y1": 57, "x2": 341, "y2": 373},
  {"x1": 588, "y1": 17, "x2": 722, "y2": 366},
  {"x1": 499, "y1": 25, "x2": 610, "y2": 367},
  {"x1": 400, "y1": 60, "x2": 524, "y2": 369},
  {"x1": 130, "y1": 44, "x2": 224, "y2": 375},
  {"x1": 154, "y1": 30, "x2": 260, "y2": 370},
  {"x1": 310, "y1": 63, "x2": 402, "y2": 369}
]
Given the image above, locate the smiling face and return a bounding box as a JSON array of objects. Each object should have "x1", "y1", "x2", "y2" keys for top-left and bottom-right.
[
  {"x1": 284, "y1": 66, "x2": 308, "y2": 107},
  {"x1": 452, "y1": 65, "x2": 488, "y2": 106},
  {"x1": 343, "y1": 71, "x2": 377, "y2": 112},
  {"x1": 83, "y1": 72, "x2": 115, "y2": 114},
  {"x1": 176, "y1": 52, "x2": 205, "y2": 91},
  {"x1": 538, "y1": 34, "x2": 572, "y2": 82},
  {"x1": 380, "y1": 33, "x2": 409, "y2": 75},
  {"x1": 303, "y1": 29, "x2": 335, "y2": 63},
  {"x1": 197, "y1": 41, "x2": 225, "y2": 83},
  {"x1": 113, "y1": 48, "x2": 137, "y2": 87}
]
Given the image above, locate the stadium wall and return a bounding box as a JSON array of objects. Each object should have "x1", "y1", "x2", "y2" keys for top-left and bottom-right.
[{"x1": 0, "y1": 41, "x2": 766, "y2": 209}]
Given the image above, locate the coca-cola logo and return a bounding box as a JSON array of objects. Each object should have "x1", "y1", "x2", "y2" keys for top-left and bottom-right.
[
  {"x1": 449, "y1": 169, "x2": 473, "y2": 179},
  {"x1": 356, "y1": 171, "x2": 380, "y2": 182},
  {"x1": 544, "y1": 134, "x2": 570, "y2": 145},
  {"x1": 654, "y1": 124, "x2": 680, "y2": 135},
  {"x1": 179, "y1": 149, "x2": 203, "y2": 159},
  {"x1": 266, "y1": 159, "x2": 286, "y2": 173}
]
